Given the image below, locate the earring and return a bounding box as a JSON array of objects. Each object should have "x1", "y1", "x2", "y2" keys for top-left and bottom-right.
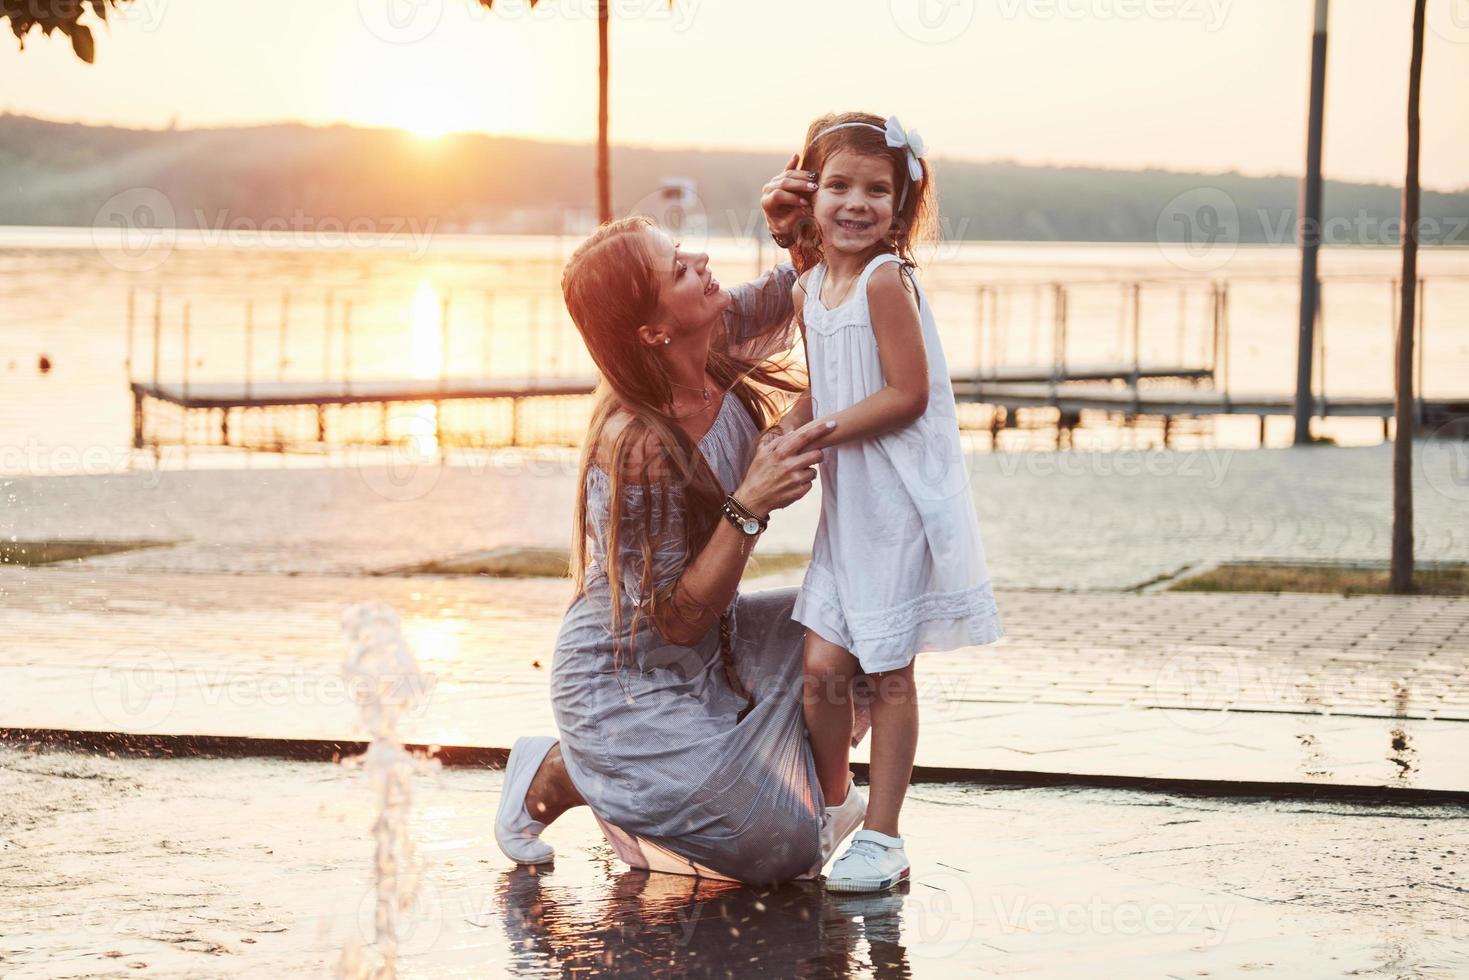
[{"x1": 663, "y1": 337, "x2": 671, "y2": 345}]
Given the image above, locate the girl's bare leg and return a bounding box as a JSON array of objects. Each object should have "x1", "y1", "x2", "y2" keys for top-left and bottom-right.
[
  {"x1": 803, "y1": 629, "x2": 861, "y2": 805},
  {"x1": 863, "y1": 661, "x2": 918, "y2": 837},
  {"x1": 523, "y1": 743, "x2": 586, "y2": 825}
]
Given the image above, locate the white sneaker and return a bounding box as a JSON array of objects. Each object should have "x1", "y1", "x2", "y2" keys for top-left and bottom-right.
[
  {"x1": 494, "y1": 736, "x2": 558, "y2": 865},
  {"x1": 824, "y1": 828, "x2": 910, "y2": 893},
  {"x1": 819, "y1": 773, "x2": 867, "y2": 865}
]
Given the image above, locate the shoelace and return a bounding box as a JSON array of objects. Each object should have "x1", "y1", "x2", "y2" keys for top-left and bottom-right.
[{"x1": 841, "y1": 839, "x2": 888, "y2": 865}]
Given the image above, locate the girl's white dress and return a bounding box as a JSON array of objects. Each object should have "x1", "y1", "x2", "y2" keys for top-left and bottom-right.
[{"x1": 792, "y1": 252, "x2": 1004, "y2": 674}]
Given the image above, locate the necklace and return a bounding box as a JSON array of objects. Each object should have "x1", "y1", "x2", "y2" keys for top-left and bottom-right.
[
  {"x1": 665, "y1": 384, "x2": 725, "y2": 421},
  {"x1": 669, "y1": 378, "x2": 712, "y2": 402}
]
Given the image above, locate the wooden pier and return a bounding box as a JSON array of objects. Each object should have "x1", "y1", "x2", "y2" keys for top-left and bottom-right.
[{"x1": 125, "y1": 272, "x2": 1466, "y2": 456}]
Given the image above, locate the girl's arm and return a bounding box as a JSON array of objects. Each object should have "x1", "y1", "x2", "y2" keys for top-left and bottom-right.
[{"x1": 803, "y1": 262, "x2": 929, "y2": 452}]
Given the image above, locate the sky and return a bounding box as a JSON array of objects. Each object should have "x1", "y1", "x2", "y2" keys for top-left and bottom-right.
[{"x1": 2, "y1": 0, "x2": 1466, "y2": 191}]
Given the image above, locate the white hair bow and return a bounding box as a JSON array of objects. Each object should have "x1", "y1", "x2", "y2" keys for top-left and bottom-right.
[{"x1": 884, "y1": 116, "x2": 926, "y2": 183}]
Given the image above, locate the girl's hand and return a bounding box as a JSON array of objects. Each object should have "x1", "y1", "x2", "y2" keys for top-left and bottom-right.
[
  {"x1": 761, "y1": 153, "x2": 818, "y2": 244},
  {"x1": 735, "y1": 418, "x2": 833, "y2": 517}
]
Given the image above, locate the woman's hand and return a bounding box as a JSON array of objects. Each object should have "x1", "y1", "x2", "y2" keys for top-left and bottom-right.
[
  {"x1": 761, "y1": 153, "x2": 817, "y2": 245},
  {"x1": 735, "y1": 417, "x2": 833, "y2": 518}
]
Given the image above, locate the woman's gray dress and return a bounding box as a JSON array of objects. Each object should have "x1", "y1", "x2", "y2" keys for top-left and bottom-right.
[{"x1": 551, "y1": 263, "x2": 828, "y2": 886}]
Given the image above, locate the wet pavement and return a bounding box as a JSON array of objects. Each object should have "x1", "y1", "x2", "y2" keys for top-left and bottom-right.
[
  {"x1": 4, "y1": 441, "x2": 1466, "y2": 589},
  {"x1": 2, "y1": 745, "x2": 1466, "y2": 979},
  {"x1": 3, "y1": 565, "x2": 1466, "y2": 795},
  {"x1": 3, "y1": 445, "x2": 1468, "y2": 975}
]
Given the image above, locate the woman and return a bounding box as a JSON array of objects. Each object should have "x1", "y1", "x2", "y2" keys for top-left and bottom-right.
[{"x1": 493, "y1": 164, "x2": 866, "y2": 885}]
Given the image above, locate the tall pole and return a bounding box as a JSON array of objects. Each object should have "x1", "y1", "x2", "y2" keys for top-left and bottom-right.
[
  {"x1": 1294, "y1": 0, "x2": 1329, "y2": 446},
  {"x1": 1391, "y1": 0, "x2": 1426, "y2": 594},
  {"x1": 596, "y1": 0, "x2": 612, "y2": 224}
]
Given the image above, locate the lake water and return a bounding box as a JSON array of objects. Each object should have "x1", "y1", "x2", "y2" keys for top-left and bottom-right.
[{"x1": 2, "y1": 227, "x2": 1465, "y2": 476}]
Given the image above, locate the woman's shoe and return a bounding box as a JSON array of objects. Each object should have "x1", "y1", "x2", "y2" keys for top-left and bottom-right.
[
  {"x1": 819, "y1": 773, "x2": 867, "y2": 865},
  {"x1": 494, "y1": 735, "x2": 559, "y2": 865}
]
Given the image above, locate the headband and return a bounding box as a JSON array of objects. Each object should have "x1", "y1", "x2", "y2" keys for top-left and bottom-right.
[{"x1": 811, "y1": 115, "x2": 926, "y2": 209}]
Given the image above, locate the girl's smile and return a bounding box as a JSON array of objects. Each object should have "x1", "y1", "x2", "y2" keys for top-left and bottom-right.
[{"x1": 813, "y1": 148, "x2": 898, "y2": 256}]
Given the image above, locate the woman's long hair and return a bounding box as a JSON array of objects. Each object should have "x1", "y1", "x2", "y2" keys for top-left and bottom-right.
[{"x1": 562, "y1": 216, "x2": 804, "y2": 687}]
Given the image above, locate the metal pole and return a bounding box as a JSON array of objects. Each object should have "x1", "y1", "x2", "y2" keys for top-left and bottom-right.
[
  {"x1": 483, "y1": 291, "x2": 495, "y2": 378},
  {"x1": 1130, "y1": 282, "x2": 1142, "y2": 385},
  {"x1": 342, "y1": 300, "x2": 353, "y2": 392},
  {"x1": 323, "y1": 288, "x2": 334, "y2": 382},
  {"x1": 125, "y1": 286, "x2": 136, "y2": 380},
  {"x1": 182, "y1": 301, "x2": 191, "y2": 401},
  {"x1": 530, "y1": 296, "x2": 540, "y2": 385},
  {"x1": 1294, "y1": 0, "x2": 1330, "y2": 446},
  {"x1": 440, "y1": 291, "x2": 452, "y2": 389},
  {"x1": 1209, "y1": 282, "x2": 1221, "y2": 382},
  {"x1": 245, "y1": 299, "x2": 255, "y2": 401},
  {"x1": 279, "y1": 289, "x2": 290, "y2": 380},
  {"x1": 152, "y1": 287, "x2": 162, "y2": 388},
  {"x1": 1415, "y1": 278, "x2": 1425, "y2": 425}
]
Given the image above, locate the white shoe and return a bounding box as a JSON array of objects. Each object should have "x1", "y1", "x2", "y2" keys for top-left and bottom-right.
[
  {"x1": 819, "y1": 774, "x2": 867, "y2": 865},
  {"x1": 494, "y1": 736, "x2": 558, "y2": 865},
  {"x1": 824, "y1": 828, "x2": 910, "y2": 893}
]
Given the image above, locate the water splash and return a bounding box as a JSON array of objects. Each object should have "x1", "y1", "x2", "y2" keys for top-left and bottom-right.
[{"x1": 336, "y1": 601, "x2": 437, "y2": 979}]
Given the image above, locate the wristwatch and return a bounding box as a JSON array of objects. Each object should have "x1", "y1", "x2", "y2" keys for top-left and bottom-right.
[{"x1": 721, "y1": 494, "x2": 768, "y2": 536}]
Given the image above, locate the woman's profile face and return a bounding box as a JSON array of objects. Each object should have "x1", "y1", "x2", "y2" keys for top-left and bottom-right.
[{"x1": 643, "y1": 228, "x2": 732, "y2": 341}]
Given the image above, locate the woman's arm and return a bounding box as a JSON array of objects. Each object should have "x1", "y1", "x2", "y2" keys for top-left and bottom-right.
[
  {"x1": 721, "y1": 262, "x2": 800, "y2": 362},
  {"x1": 637, "y1": 419, "x2": 832, "y2": 647},
  {"x1": 801, "y1": 262, "x2": 929, "y2": 453}
]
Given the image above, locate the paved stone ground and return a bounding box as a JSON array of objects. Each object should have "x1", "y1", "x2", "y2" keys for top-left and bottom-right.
[
  {"x1": 4, "y1": 566, "x2": 1466, "y2": 793},
  {"x1": 4, "y1": 441, "x2": 1466, "y2": 589},
  {"x1": 1, "y1": 746, "x2": 1465, "y2": 979}
]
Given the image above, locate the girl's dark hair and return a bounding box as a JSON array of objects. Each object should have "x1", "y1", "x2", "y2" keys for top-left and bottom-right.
[{"x1": 790, "y1": 111, "x2": 938, "y2": 275}]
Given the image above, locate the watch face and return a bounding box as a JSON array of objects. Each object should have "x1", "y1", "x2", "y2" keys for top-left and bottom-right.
[{"x1": 742, "y1": 519, "x2": 760, "y2": 535}]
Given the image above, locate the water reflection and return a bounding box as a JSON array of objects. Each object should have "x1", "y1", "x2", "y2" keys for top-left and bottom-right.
[{"x1": 494, "y1": 865, "x2": 915, "y2": 978}]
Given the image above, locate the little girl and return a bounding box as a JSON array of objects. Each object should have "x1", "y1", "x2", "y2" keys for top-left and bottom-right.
[{"x1": 781, "y1": 111, "x2": 1004, "y2": 893}]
